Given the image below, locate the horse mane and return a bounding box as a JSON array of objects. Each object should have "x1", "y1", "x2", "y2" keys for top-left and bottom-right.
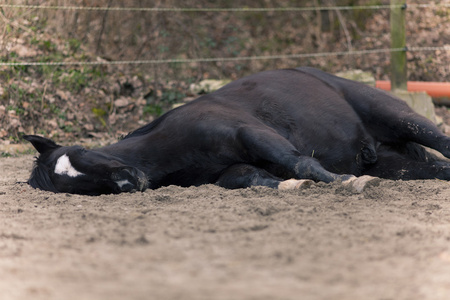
[
  {"x1": 122, "y1": 107, "x2": 179, "y2": 140},
  {"x1": 28, "y1": 157, "x2": 59, "y2": 193}
]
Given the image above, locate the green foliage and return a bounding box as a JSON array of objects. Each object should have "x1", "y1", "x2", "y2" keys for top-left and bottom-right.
[
  {"x1": 200, "y1": 37, "x2": 217, "y2": 49},
  {"x1": 6, "y1": 105, "x2": 25, "y2": 116},
  {"x1": 350, "y1": 0, "x2": 383, "y2": 32},
  {"x1": 143, "y1": 104, "x2": 163, "y2": 116},
  {"x1": 144, "y1": 86, "x2": 186, "y2": 117},
  {"x1": 33, "y1": 64, "x2": 104, "y2": 93},
  {"x1": 6, "y1": 83, "x2": 44, "y2": 117},
  {"x1": 5, "y1": 24, "x2": 12, "y2": 34},
  {"x1": 31, "y1": 37, "x2": 57, "y2": 52},
  {"x1": 92, "y1": 107, "x2": 107, "y2": 117},
  {"x1": 21, "y1": 35, "x2": 104, "y2": 93},
  {"x1": 1, "y1": 152, "x2": 13, "y2": 158},
  {"x1": 92, "y1": 107, "x2": 108, "y2": 127},
  {"x1": 68, "y1": 38, "x2": 82, "y2": 53},
  {"x1": 61, "y1": 124, "x2": 74, "y2": 133},
  {"x1": 60, "y1": 69, "x2": 90, "y2": 91},
  {"x1": 45, "y1": 103, "x2": 59, "y2": 115},
  {"x1": 161, "y1": 89, "x2": 185, "y2": 104},
  {"x1": 3, "y1": 52, "x2": 29, "y2": 73},
  {"x1": 435, "y1": 7, "x2": 449, "y2": 17},
  {"x1": 41, "y1": 40, "x2": 57, "y2": 52},
  {"x1": 158, "y1": 45, "x2": 169, "y2": 54}
]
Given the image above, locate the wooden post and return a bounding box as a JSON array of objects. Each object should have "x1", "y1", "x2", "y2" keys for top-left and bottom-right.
[{"x1": 390, "y1": 0, "x2": 407, "y2": 90}]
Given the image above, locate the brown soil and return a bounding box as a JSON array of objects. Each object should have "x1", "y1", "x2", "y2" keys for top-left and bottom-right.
[{"x1": 1, "y1": 155, "x2": 450, "y2": 300}]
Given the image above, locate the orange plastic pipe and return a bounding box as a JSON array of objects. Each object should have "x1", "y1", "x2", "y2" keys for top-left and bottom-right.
[{"x1": 376, "y1": 81, "x2": 450, "y2": 98}]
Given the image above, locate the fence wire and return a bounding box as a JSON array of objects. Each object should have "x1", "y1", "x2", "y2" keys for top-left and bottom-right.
[
  {"x1": 1, "y1": 3, "x2": 449, "y2": 12},
  {"x1": 1, "y1": 3, "x2": 448, "y2": 67},
  {"x1": 1, "y1": 46, "x2": 449, "y2": 67}
]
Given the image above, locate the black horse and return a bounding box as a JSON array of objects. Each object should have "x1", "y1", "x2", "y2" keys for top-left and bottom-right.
[{"x1": 24, "y1": 67, "x2": 450, "y2": 195}]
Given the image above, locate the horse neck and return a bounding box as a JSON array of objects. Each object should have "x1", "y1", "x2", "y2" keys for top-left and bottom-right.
[{"x1": 98, "y1": 136, "x2": 158, "y2": 168}]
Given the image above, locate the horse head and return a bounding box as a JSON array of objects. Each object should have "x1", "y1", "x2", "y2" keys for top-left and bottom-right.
[{"x1": 23, "y1": 135, "x2": 148, "y2": 195}]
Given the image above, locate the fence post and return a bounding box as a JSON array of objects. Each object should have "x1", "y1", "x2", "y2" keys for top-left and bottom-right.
[{"x1": 390, "y1": 0, "x2": 407, "y2": 90}]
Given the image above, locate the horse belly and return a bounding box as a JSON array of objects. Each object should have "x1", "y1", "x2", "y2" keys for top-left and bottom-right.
[{"x1": 282, "y1": 106, "x2": 373, "y2": 175}]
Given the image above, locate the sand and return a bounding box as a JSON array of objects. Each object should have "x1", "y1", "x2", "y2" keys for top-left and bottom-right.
[{"x1": 1, "y1": 155, "x2": 450, "y2": 300}]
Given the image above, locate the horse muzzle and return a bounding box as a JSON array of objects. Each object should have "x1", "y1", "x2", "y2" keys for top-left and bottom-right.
[{"x1": 111, "y1": 167, "x2": 149, "y2": 193}]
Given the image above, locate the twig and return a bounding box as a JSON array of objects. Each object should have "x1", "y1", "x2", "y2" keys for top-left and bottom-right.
[
  {"x1": 41, "y1": 81, "x2": 47, "y2": 111},
  {"x1": 96, "y1": 0, "x2": 113, "y2": 55},
  {"x1": 335, "y1": 9, "x2": 353, "y2": 53},
  {"x1": 0, "y1": 7, "x2": 33, "y2": 34}
]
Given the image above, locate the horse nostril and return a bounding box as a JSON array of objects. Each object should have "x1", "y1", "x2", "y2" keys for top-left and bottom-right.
[{"x1": 112, "y1": 167, "x2": 148, "y2": 192}]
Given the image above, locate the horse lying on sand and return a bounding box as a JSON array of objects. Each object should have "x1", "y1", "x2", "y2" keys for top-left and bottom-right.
[{"x1": 24, "y1": 67, "x2": 450, "y2": 195}]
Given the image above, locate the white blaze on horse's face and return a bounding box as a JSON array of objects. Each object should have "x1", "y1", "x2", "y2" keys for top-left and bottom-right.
[{"x1": 54, "y1": 154, "x2": 84, "y2": 177}]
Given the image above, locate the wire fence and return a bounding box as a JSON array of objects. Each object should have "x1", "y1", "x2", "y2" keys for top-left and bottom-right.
[
  {"x1": 1, "y1": 3, "x2": 449, "y2": 12},
  {"x1": 1, "y1": 2, "x2": 448, "y2": 140},
  {"x1": 1, "y1": 46, "x2": 449, "y2": 67},
  {"x1": 1, "y1": 3, "x2": 449, "y2": 69}
]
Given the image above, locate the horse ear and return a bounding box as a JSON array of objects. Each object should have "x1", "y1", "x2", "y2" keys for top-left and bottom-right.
[{"x1": 23, "y1": 135, "x2": 61, "y2": 154}]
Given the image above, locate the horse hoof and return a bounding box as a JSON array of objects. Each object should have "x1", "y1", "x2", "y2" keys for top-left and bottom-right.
[
  {"x1": 343, "y1": 175, "x2": 381, "y2": 193},
  {"x1": 278, "y1": 179, "x2": 314, "y2": 190}
]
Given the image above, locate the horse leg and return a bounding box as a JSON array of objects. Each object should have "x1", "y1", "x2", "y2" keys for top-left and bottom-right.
[
  {"x1": 216, "y1": 163, "x2": 313, "y2": 189},
  {"x1": 359, "y1": 89, "x2": 450, "y2": 158},
  {"x1": 297, "y1": 67, "x2": 450, "y2": 158},
  {"x1": 236, "y1": 126, "x2": 354, "y2": 183},
  {"x1": 216, "y1": 162, "x2": 380, "y2": 192},
  {"x1": 387, "y1": 112, "x2": 450, "y2": 159},
  {"x1": 350, "y1": 91, "x2": 450, "y2": 158},
  {"x1": 363, "y1": 148, "x2": 450, "y2": 180}
]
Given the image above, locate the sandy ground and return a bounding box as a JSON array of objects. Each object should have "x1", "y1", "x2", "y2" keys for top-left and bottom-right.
[{"x1": 1, "y1": 155, "x2": 450, "y2": 300}]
